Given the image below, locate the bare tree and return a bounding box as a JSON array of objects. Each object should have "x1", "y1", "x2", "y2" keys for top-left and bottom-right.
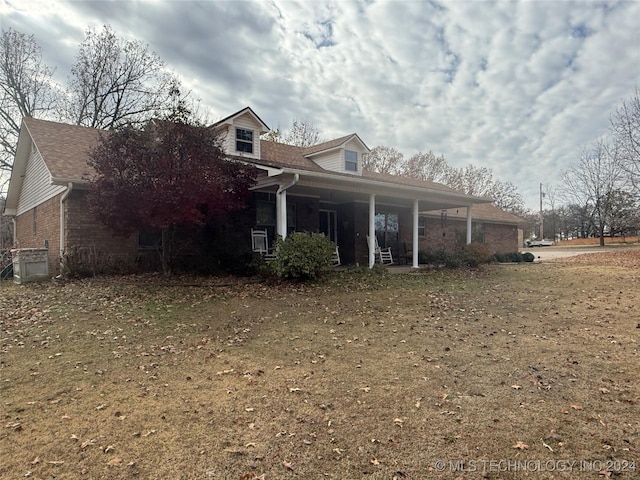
[
  {"x1": 63, "y1": 25, "x2": 181, "y2": 129},
  {"x1": 363, "y1": 145, "x2": 404, "y2": 174},
  {"x1": 444, "y1": 165, "x2": 495, "y2": 197},
  {"x1": 561, "y1": 139, "x2": 626, "y2": 246},
  {"x1": 610, "y1": 87, "x2": 640, "y2": 196},
  {"x1": 402, "y1": 151, "x2": 449, "y2": 182},
  {"x1": 262, "y1": 128, "x2": 282, "y2": 142},
  {"x1": 491, "y1": 180, "x2": 525, "y2": 214},
  {"x1": 0, "y1": 28, "x2": 57, "y2": 174},
  {"x1": 282, "y1": 119, "x2": 323, "y2": 147}
]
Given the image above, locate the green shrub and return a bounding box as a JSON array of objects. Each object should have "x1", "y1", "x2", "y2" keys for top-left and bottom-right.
[
  {"x1": 270, "y1": 232, "x2": 336, "y2": 279},
  {"x1": 522, "y1": 252, "x2": 535, "y2": 262}
]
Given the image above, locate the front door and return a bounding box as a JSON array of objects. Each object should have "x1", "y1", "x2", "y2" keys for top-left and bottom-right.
[{"x1": 319, "y1": 209, "x2": 337, "y2": 243}]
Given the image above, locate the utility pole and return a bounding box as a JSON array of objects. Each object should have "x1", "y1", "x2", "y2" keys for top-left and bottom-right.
[{"x1": 539, "y1": 183, "x2": 544, "y2": 240}]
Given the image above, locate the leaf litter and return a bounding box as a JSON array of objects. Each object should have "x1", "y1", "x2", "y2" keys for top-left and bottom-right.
[{"x1": 1, "y1": 252, "x2": 639, "y2": 479}]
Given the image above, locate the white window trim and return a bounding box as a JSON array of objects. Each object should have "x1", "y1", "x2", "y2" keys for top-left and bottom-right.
[
  {"x1": 345, "y1": 149, "x2": 358, "y2": 172},
  {"x1": 236, "y1": 128, "x2": 254, "y2": 153}
]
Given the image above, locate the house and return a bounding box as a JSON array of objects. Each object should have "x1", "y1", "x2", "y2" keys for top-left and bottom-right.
[{"x1": 2, "y1": 107, "x2": 523, "y2": 275}]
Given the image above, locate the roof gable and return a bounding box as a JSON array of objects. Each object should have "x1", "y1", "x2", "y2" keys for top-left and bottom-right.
[
  {"x1": 24, "y1": 117, "x2": 103, "y2": 182},
  {"x1": 212, "y1": 106, "x2": 270, "y2": 134},
  {"x1": 303, "y1": 133, "x2": 370, "y2": 157}
]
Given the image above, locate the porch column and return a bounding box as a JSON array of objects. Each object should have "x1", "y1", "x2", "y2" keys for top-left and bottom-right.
[
  {"x1": 368, "y1": 194, "x2": 376, "y2": 268},
  {"x1": 412, "y1": 199, "x2": 419, "y2": 268},
  {"x1": 466, "y1": 205, "x2": 473, "y2": 244},
  {"x1": 276, "y1": 188, "x2": 288, "y2": 239}
]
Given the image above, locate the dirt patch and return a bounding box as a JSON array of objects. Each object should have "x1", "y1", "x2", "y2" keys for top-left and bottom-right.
[{"x1": 1, "y1": 258, "x2": 638, "y2": 479}]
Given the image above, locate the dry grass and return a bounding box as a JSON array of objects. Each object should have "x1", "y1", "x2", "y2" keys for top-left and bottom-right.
[{"x1": 1, "y1": 251, "x2": 639, "y2": 480}]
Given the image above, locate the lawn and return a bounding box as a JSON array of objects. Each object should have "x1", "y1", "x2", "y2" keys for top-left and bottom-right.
[{"x1": 1, "y1": 250, "x2": 638, "y2": 480}]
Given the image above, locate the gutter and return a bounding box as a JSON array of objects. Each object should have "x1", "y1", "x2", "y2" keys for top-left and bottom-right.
[
  {"x1": 255, "y1": 165, "x2": 492, "y2": 205},
  {"x1": 276, "y1": 173, "x2": 299, "y2": 196},
  {"x1": 59, "y1": 182, "x2": 73, "y2": 260}
]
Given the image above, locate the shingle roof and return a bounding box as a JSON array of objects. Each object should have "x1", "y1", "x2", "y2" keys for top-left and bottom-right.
[
  {"x1": 259, "y1": 140, "x2": 324, "y2": 171},
  {"x1": 303, "y1": 134, "x2": 362, "y2": 156},
  {"x1": 24, "y1": 117, "x2": 102, "y2": 181},
  {"x1": 430, "y1": 202, "x2": 525, "y2": 225},
  {"x1": 361, "y1": 169, "x2": 462, "y2": 193}
]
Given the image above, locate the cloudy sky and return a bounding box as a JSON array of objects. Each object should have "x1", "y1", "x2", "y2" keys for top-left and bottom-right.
[{"x1": 2, "y1": 0, "x2": 639, "y2": 209}]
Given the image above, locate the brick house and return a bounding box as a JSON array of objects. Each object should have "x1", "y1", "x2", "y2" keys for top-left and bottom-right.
[{"x1": 3, "y1": 107, "x2": 524, "y2": 274}]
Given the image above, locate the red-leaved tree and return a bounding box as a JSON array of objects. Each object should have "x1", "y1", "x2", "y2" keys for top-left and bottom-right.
[{"x1": 87, "y1": 119, "x2": 256, "y2": 271}]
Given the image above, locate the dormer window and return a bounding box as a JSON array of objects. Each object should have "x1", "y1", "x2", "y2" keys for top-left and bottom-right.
[
  {"x1": 345, "y1": 150, "x2": 358, "y2": 171},
  {"x1": 236, "y1": 128, "x2": 254, "y2": 153}
]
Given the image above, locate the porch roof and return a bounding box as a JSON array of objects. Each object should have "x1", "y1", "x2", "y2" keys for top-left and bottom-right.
[{"x1": 252, "y1": 140, "x2": 493, "y2": 211}]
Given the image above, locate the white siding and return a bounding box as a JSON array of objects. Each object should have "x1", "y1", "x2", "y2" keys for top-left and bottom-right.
[
  {"x1": 311, "y1": 138, "x2": 366, "y2": 176},
  {"x1": 16, "y1": 146, "x2": 65, "y2": 216},
  {"x1": 231, "y1": 113, "x2": 261, "y2": 159},
  {"x1": 311, "y1": 150, "x2": 343, "y2": 172}
]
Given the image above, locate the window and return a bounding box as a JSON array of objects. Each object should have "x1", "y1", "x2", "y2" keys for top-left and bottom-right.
[
  {"x1": 139, "y1": 230, "x2": 163, "y2": 250},
  {"x1": 256, "y1": 201, "x2": 296, "y2": 241},
  {"x1": 345, "y1": 150, "x2": 358, "y2": 171},
  {"x1": 375, "y1": 212, "x2": 399, "y2": 253},
  {"x1": 236, "y1": 128, "x2": 253, "y2": 153},
  {"x1": 418, "y1": 217, "x2": 426, "y2": 236}
]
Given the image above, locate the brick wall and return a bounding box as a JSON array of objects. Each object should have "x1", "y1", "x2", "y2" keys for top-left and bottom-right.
[
  {"x1": 14, "y1": 193, "x2": 61, "y2": 273},
  {"x1": 64, "y1": 189, "x2": 138, "y2": 272},
  {"x1": 483, "y1": 223, "x2": 519, "y2": 254}
]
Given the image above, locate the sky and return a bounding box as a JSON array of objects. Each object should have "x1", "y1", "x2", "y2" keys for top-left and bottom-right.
[{"x1": 1, "y1": 0, "x2": 639, "y2": 210}]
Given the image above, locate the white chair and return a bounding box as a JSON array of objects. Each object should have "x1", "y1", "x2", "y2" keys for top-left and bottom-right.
[
  {"x1": 251, "y1": 228, "x2": 276, "y2": 260},
  {"x1": 367, "y1": 235, "x2": 394, "y2": 265},
  {"x1": 331, "y1": 246, "x2": 341, "y2": 266}
]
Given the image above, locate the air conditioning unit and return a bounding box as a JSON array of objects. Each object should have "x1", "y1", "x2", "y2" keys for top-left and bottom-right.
[{"x1": 11, "y1": 248, "x2": 49, "y2": 284}]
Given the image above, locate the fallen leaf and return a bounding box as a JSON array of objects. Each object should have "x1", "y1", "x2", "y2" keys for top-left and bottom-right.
[
  {"x1": 371, "y1": 457, "x2": 380, "y2": 465},
  {"x1": 283, "y1": 460, "x2": 294, "y2": 470},
  {"x1": 598, "y1": 387, "x2": 610, "y2": 394},
  {"x1": 289, "y1": 387, "x2": 301, "y2": 393},
  {"x1": 512, "y1": 441, "x2": 529, "y2": 450},
  {"x1": 80, "y1": 438, "x2": 96, "y2": 449},
  {"x1": 570, "y1": 404, "x2": 583, "y2": 410},
  {"x1": 511, "y1": 385, "x2": 522, "y2": 390},
  {"x1": 393, "y1": 418, "x2": 404, "y2": 427}
]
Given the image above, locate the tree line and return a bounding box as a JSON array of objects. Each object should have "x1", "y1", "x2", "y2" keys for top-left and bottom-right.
[{"x1": 0, "y1": 25, "x2": 191, "y2": 189}]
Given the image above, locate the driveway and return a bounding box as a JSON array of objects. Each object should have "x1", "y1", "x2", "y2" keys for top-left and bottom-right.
[{"x1": 520, "y1": 244, "x2": 640, "y2": 261}]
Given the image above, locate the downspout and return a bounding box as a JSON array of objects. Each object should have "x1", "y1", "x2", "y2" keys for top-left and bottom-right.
[
  {"x1": 275, "y1": 173, "x2": 299, "y2": 239},
  {"x1": 59, "y1": 182, "x2": 73, "y2": 266}
]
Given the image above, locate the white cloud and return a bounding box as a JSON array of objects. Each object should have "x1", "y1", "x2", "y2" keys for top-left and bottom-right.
[{"x1": 2, "y1": 0, "x2": 638, "y2": 208}]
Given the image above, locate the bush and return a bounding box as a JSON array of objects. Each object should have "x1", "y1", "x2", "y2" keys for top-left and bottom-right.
[
  {"x1": 419, "y1": 243, "x2": 492, "y2": 269},
  {"x1": 270, "y1": 232, "x2": 336, "y2": 279},
  {"x1": 522, "y1": 252, "x2": 535, "y2": 262},
  {"x1": 461, "y1": 242, "x2": 493, "y2": 267}
]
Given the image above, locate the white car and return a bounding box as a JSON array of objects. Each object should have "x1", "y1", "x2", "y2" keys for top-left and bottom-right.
[{"x1": 525, "y1": 240, "x2": 554, "y2": 247}]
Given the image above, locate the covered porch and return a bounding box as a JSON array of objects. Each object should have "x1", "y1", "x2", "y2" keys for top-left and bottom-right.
[{"x1": 250, "y1": 167, "x2": 492, "y2": 268}]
